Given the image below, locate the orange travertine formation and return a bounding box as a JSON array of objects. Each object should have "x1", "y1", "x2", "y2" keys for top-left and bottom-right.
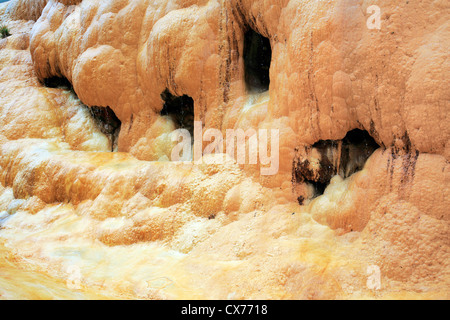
[{"x1": 0, "y1": 0, "x2": 448, "y2": 299}]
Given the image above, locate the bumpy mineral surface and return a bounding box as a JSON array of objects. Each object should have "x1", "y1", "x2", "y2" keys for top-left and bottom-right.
[{"x1": 0, "y1": 0, "x2": 448, "y2": 299}]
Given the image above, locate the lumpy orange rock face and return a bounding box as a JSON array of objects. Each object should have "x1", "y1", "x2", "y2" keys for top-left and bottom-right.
[{"x1": 0, "y1": 0, "x2": 448, "y2": 300}]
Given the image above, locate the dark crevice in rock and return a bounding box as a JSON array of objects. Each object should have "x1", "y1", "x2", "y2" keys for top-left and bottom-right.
[
  {"x1": 89, "y1": 106, "x2": 121, "y2": 152},
  {"x1": 334, "y1": 129, "x2": 381, "y2": 177},
  {"x1": 160, "y1": 89, "x2": 194, "y2": 138},
  {"x1": 243, "y1": 27, "x2": 271, "y2": 93},
  {"x1": 43, "y1": 76, "x2": 73, "y2": 90},
  {"x1": 43, "y1": 76, "x2": 121, "y2": 152},
  {"x1": 293, "y1": 129, "x2": 380, "y2": 201}
]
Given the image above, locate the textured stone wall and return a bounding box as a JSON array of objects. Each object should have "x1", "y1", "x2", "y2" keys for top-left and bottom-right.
[{"x1": 26, "y1": 0, "x2": 449, "y2": 162}]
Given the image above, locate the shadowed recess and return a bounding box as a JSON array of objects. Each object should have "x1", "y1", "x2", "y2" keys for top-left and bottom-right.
[
  {"x1": 293, "y1": 129, "x2": 381, "y2": 201},
  {"x1": 243, "y1": 28, "x2": 271, "y2": 93},
  {"x1": 160, "y1": 89, "x2": 194, "y2": 138},
  {"x1": 43, "y1": 76, "x2": 72, "y2": 89},
  {"x1": 43, "y1": 76, "x2": 121, "y2": 152},
  {"x1": 88, "y1": 106, "x2": 121, "y2": 152}
]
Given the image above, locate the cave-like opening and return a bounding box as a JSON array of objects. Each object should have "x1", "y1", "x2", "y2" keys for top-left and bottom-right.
[
  {"x1": 43, "y1": 76, "x2": 73, "y2": 90},
  {"x1": 338, "y1": 129, "x2": 381, "y2": 177},
  {"x1": 89, "y1": 106, "x2": 121, "y2": 152},
  {"x1": 160, "y1": 89, "x2": 194, "y2": 138},
  {"x1": 43, "y1": 76, "x2": 121, "y2": 152},
  {"x1": 293, "y1": 129, "x2": 381, "y2": 202},
  {"x1": 243, "y1": 28, "x2": 271, "y2": 93}
]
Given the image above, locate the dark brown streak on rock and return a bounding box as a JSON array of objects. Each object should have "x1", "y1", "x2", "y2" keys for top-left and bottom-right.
[
  {"x1": 369, "y1": 119, "x2": 385, "y2": 149},
  {"x1": 128, "y1": 114, "x2": 133, "y2": 132},
  {"x1": 218, "y1": 1, "x2": 230, "y2": 105},
  {"x1": 233, "y1": 1, "x2": 247, "y2": 29},
  {"x1": 399, "y1": 132, "x2": 419, "y2": 198},
  {"x1": 223, "y1": 11, "x2": 231, "y2": 104},
  {"x1": 373, "y1": 73, "x2": 383, "y2": 130},
  {"x1": 389, "y1": 149, "x2": 397, "y2": 193},
  {"x1": 308, "y1": 31, "x2": 320, "y2": 140}
]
